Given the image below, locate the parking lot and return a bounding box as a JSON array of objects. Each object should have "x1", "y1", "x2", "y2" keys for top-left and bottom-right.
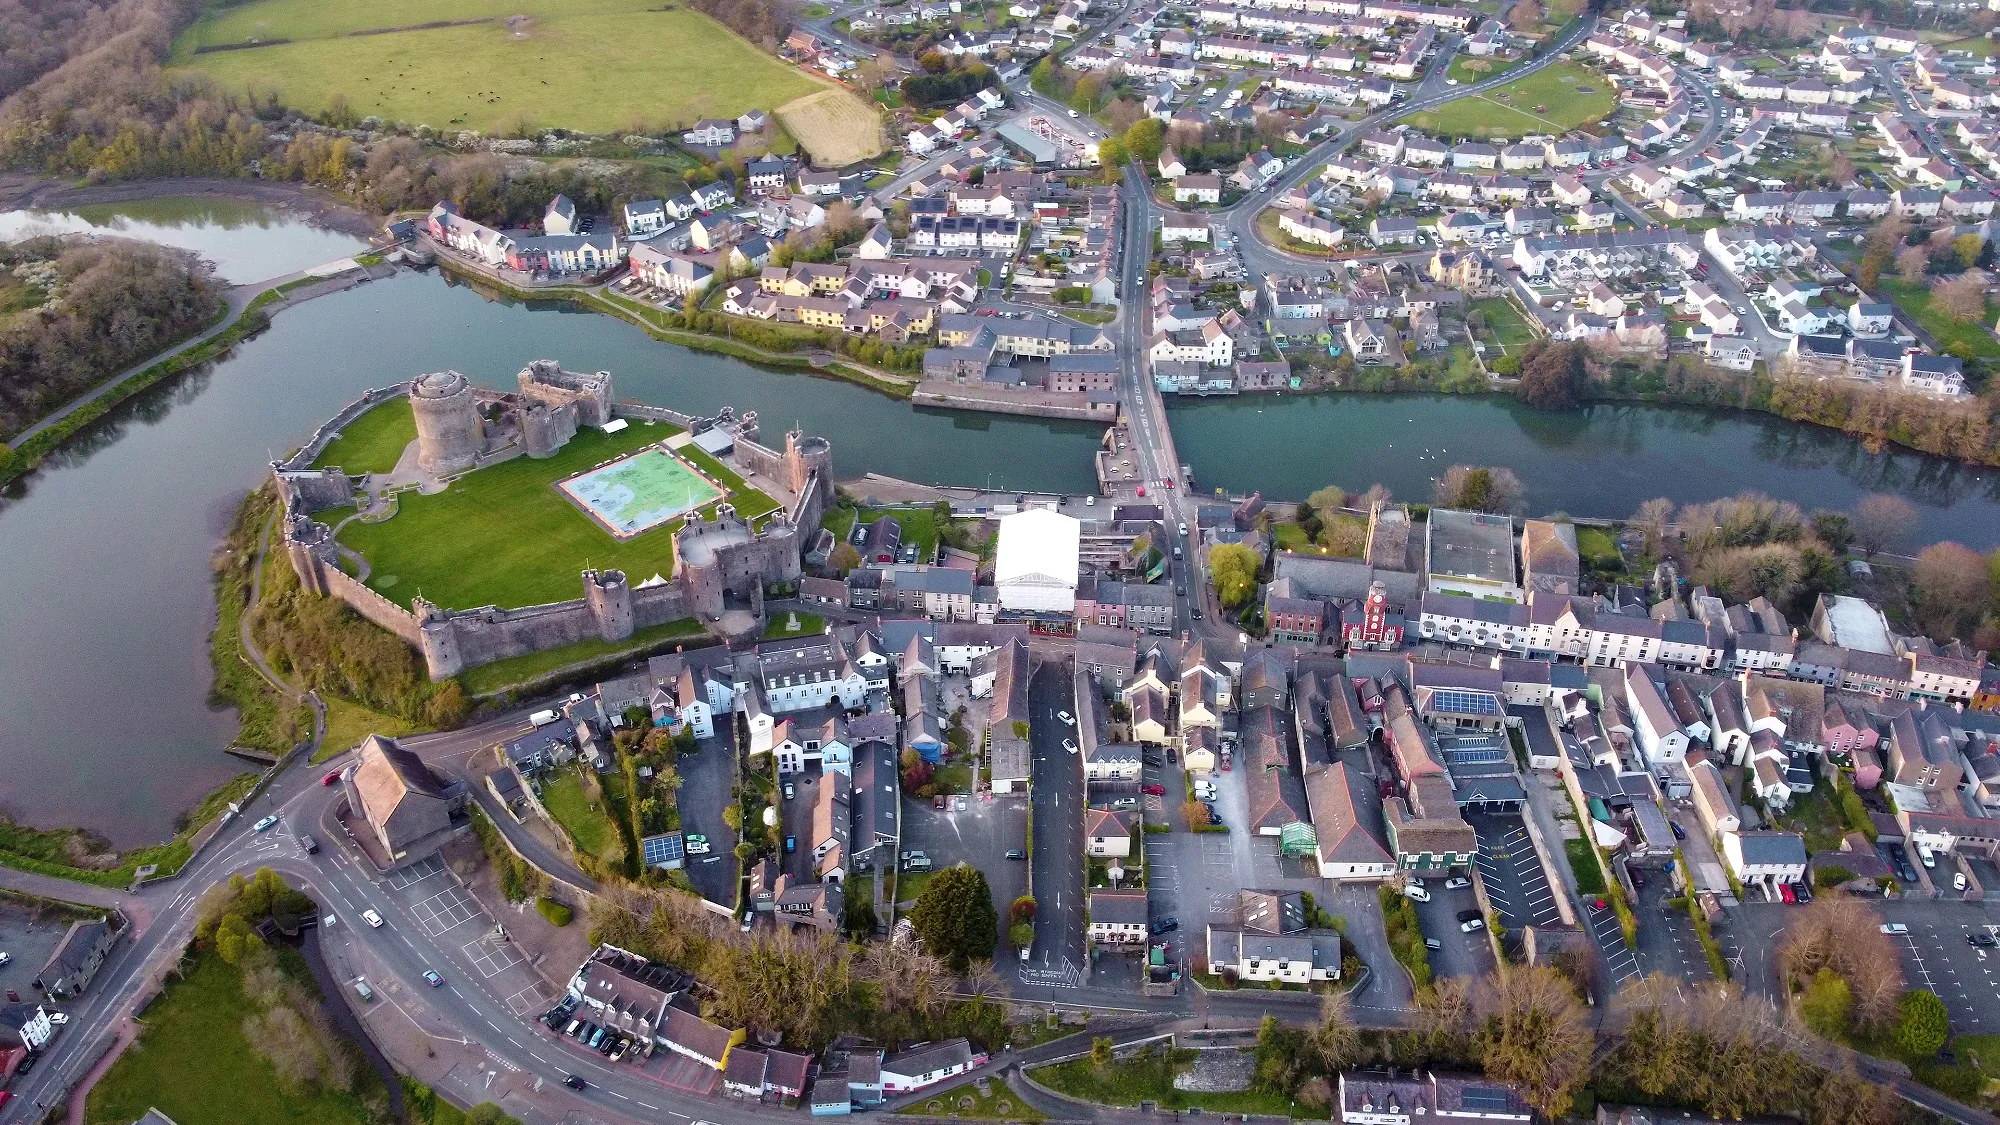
[
  {"x1": 677, "y1": 731, "x2": 740, "y2": 907},
  {"x1": 1877, "y1": 899, "x2": 2000, "y2": 1032},
  {"x1": 1583, "y1": 896, "x2": 1643, "y2": 988},
  {"x1": 1410, "y1": 880, "x2": 1497, "y2": 981},
  {"x1": 1631, "y1": 877, "x2": 1714, "y2": 984},
  {"x1": 1467, "y1": 812, "x2": 1560, "y2": 933},
  {"x1": 896, "y1": 787, "x2": 1027, "y2": 927}
]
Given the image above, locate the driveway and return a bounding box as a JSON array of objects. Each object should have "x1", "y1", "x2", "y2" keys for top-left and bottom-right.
[{"x1": 678, "y1": 730, "x2": 741, "y2": 907}]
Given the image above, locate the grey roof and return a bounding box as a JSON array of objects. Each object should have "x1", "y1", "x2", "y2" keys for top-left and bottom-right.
[
  {"x1": 1089, "y1": 889, "x2": 1149, "y2": 926},
  {"x1": 1735, "y1": 830, "x2": 1808, "y2": 866}
]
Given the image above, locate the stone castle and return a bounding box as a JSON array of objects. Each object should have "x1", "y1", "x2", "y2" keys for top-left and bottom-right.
[{"x1": 272, "y1": 361, "x2": 833, "y2": 683}]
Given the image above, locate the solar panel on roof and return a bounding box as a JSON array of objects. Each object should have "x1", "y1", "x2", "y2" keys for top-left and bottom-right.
[{"x1": 641, "y1": 833, "x2": 684, "y2": 866}]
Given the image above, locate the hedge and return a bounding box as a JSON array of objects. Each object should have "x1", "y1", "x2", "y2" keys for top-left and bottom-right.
[{"x1": 535, "y1": 897, "x2": 574, "y2": 927}]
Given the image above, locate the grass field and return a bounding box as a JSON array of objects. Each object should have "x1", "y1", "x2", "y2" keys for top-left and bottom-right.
[
  {"x1": 1447, "y1": 54, "x2": 1520, "y2": 84},
  {"x1": 1471, "y1": 297, "x2": 1537, "y2": 349},
  {"x1": 1878, "y1": 279, "x2": 2000, "y2": 359},
  {"x1": 86, "y1": 948, "x2": 384, "y2": 1125},
  {"x1": 775, "y1": 87, "x2": 886, "y2": 166},
  {"x1": 1034, "y1": 1048, "x2": 1329, "y2": 1119},
  {"x1": 540, "y1": 770, "x2": 625, "y2": 866},
  {"x1": 312, "y1": 399, "x2": 415, "y2": 475},
  {"x1": 173, "y1": 0, "x2": 827, "y2": 136},
  {"x1": 335, "y1": 418, "x2": 774, "y2": 612},
  {"x1": 1407, "y1": 61, "x2": 1616, "y2": 139},
  {"x1": 314, "y1": 697, "x2": 419, "y2": 763}
]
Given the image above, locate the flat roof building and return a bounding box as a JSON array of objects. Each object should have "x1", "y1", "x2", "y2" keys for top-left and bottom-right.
[
  {"x1": 1425, "y1": 508, "x2": 1522, "y2": 603},
  {"x1": 995, "y1": 508, "x2": 1081, "y2": 614}
]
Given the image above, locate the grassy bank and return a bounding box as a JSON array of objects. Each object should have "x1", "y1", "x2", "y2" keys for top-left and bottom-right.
[
  {"x1": 86, "y1": 946, "x2": 387, "y2": 1125},
  {"x1": 0, "y1": 290, "x2": 279, "y2": 490},
  {"x1": 0, "y1": 772, "x2": 260, "y2": 889},
  {"x1": 1033, "y1": 1046, "x2": 1327, "y2": 1119}
]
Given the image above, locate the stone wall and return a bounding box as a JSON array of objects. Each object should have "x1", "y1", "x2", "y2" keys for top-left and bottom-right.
[
  {"x1": 279, "y1": 385, "x2": 410, "y2": 474},
  {"x1": 322, "y1": 565, "x2": 426, "y2": 646}
]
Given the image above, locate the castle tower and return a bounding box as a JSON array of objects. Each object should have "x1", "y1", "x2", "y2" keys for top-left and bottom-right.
[
  {"x1": 284, "y1": 516, "x2": 332, "y2": 597},
  {"x1": 783, "y1": 428, "x2": 834, "y2": 506},
  {"x1": 583, "y1": 569, "x2": 635, "y2": 643},
  {"x1": 414, "y1": 597, "x2": 465, "y2": 680},
  {"x1": 409, "y1": 370, "x2": 484, "y2": 476}
]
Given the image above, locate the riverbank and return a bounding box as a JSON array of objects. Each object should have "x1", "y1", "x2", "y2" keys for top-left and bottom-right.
[
  {"x1": 0, "y1": 174, "x2": 383, "y2": 240},
  {"x1": 430, "y1": 252, "x2": 922, "y2": 400}
]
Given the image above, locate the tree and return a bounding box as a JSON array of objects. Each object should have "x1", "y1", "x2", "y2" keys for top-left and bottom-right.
[
  {"x1": 1123, "y1": 118, "x2": 1165, "y2": 168},
  {"x1": 1517, "y1": 339, "x2": 1586, "y2": 410},
  {"x1": 1896, "y1": 245, "x2": 1930, "y2": 285},
  {"x1": 1208, "y1": 542, "x2": 1260, "y2": 608},
  {"x1": 1912, "y1": 541, "x2": 1991, "y2": 639},
  {"x1": 1635, "y1": 497, "x2": 1676, "y2": 556},
  {"x1": 1434, "y1": 465, "x2": 1524, "y2": 515},
  {"x1": 1851, "y1": 494, "x2": 1919, "y2": 559},
  {"x1": 1010, "y1": 922, "x2": 1034, "y2": 948},
  {"x1": 1475, "y1": 967, "x2": 1594, "y2": 1119},
  {"x1": 1096, "y1": 137, "x2": 1128, "y2": 182},
  {"x1": 1312, "y1": 991, "x2": 1358, "y2": 1071},
  {"x1": 1829, "y1": 150, "x2": 1857, "y2": 186},
  {"x1": 1509, "y1": 0, "x2": 1544, "y2": 31},
  {"x1": 1801, "y1": 968, "x2": 1856, "y2": 1041},
  {"x1": 1955, "y1": 233, "x2": 1987, "y2": 269},
  {"x1": 1894, "y1": 989, "x2": 1950, "y2": 1056},
  {"x1": 907, "y1": 862, "x2": 998, "y2": 969},
  {"x1": 1931, "y1": 272, "x2": 1988, "y2": 321},
  {"x1": 1182, "y1": 799, "x2": 1212, "y2": 828},
  {"x1": 213, "y1": 912, "x2": 263, "y2": 965},
  {"x1": 1090, "y1": 1036, "x2": 1114, "y2": 1069},
  {"x1": 1307, "y1": 485, "x2": 1347, "y2": 520},
  {"x1": 1811, "y1": 510, "x2": 1854, "y2": 556}
]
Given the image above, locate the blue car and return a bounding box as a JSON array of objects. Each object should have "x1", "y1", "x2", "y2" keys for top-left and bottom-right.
[
  {"x1": 253, "y1": 815, "x2": 278, "y2": 832},
  {"x1": 784, "y1": 835, "x2": 797, "y2": 853}
]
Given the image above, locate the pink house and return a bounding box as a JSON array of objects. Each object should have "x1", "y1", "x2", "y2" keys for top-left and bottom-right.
[
  {"x1": 1851, "y1": 747, "x2": 1883, "y2": 790},
  {"x1": 1824, "y1": 699, "x2": 1882, "y2": 787}
]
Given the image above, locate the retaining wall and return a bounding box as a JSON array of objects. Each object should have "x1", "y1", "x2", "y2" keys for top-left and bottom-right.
[{"x1": 912, "y1": 382, "x2": 1119, "y2": 422}]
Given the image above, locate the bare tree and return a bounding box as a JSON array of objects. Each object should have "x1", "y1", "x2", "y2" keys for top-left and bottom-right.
[
  {"x1": 1911, "y1": 541, "x2": 1991, "y2": 639},
  {"x1": 1475, "y1": 966, "x2": 1594, "y2": 1118},
  {"x1": 1931, "y1": 272, "x2": 1988, "y2": 321},
  {"x1": 1850, "y1": 493, "x2": 1919, "y2": 559},
  {"x1": 1312, "y1": 991, "x2": 1359, "y2": 1071},
  {"x1": 1777, "y1": 895, "x2": 1905, "y2": 1031},
  {"x1": 1634, "y1": 497, "x2": 1675, "y2": 556},
  {"x1": 1896, "y1": 245, "x2": 1930, "y2": 285}
]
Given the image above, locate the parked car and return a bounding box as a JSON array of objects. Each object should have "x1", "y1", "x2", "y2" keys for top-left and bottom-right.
[
  {"x1": 1780, "y1": 883, "x2": 1795, "y2": 904},
  {"x1": 1057, "y1": 710, "x2": 1074, "y2": 726},
  {"x1": 1460, "y1": 918, "x2": 1485, "y2": 933},
  {"x1": 353, "y1": 978, "x2": 375, "y2": 1001},
  {"x1": 1062, "y1": 738, "x2": 1078, "y2": 754},
  {"x1": 1955, "y1": 872, "x2": 1970, "y2": 892},
  {"x1": 1403, "y1": 885, "x2": 1432, "y2": 903},
  {"x1": 1457, "y1": 908, "x2": 1482, "y2": 923},
  {"x1": 784, "y1": 835, "x2": 796, "y2": 853},
  {"x1": 1006, "y1": 850, "x2": 1027, "y2": 860},
  {"x1": 1443, "y1": 877, "x2": 1469, "y2": 890},
  {"x1": 1881, "y1": 923, "x2": 1909, "y2": 935},
  {"x1": 1150, "y1": 917, "x2": 1179, "y2": 935},
  {"x1": 783, "y1": 783, "x2": 795, "y2": 801},
  {"x1": 1142, "y1": 783, "x2": 1165, "y2": 796},
  {"x1": 1971, "y1": 932, "x2": 1998, "y2": 948},
  {"x1": 1670, "y1": 821, "x2": 1686, "y2": 840}
]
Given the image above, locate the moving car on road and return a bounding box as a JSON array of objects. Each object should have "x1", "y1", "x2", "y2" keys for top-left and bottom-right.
[
  {"x1": 253, "y1": 815, "x2": 279, "y2": 832},
  {"x1": 423, "y1": 970, "x2": 444, "y2": 988},
  {"x1": 362, "y1": 909, "x2": 384, "y2": 928}
]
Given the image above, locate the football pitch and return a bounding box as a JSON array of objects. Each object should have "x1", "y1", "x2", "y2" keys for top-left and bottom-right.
[{"x1": 559, "y1": 447, "x2": 726, "y2": 538}]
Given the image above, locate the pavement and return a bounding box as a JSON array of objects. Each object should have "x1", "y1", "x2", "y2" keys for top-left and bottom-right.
[{"x1": 1021, "y1": 662, "x2": 1087, "y2": 993}]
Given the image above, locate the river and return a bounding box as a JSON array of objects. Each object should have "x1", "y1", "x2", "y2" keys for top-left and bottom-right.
[
  {"x1": 3, "y1": 200, "x2": 1998, "y2": 843},
  {"x1": 0, "y1": 196, "x2": 371, "y2": 283},
  {"x1": 1168, "y1": 393, "x2": 2000, "y2": 550}
]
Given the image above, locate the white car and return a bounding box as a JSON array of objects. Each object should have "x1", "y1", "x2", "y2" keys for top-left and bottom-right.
[
  {"x1": 46, "y1": 1011, "x2": 68, "y2": 1025},
  {"x1": 1067, "y1": 109, "x2": 1079, "y2": 118},
  {"x1": 1444, "y1": 877, "x2": 1470, "y2": 890},
  {"x1": 1445, "y1": 78, "x2": 1459, "y2": 86},
  {"x1": 1403, "y1": 885, "x2": 1431, "y2": 903},
  {"x1": 1057, "y1": 711, "x2": 1075, "y2": 726},
  {"x1": 1881, "y1": 923, "x2": 1910, "y2": 935},
  {"x1": 0, "y1": 951, "x2": 10, "y2": 967},
  {"x1": 1062, "y1": 738, "x2": 1078, "y2": 754},
  {"x1": 1460, "y1": 918, "x2": 1485, "y2": 933},
  {"x1": 362, "y1": 909, "x2": 385, "y2": 928}
]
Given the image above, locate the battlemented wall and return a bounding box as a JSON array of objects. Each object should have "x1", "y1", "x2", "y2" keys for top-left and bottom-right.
[{"x1": 270, "y1": 370, "x2": 831, "y2": 685}]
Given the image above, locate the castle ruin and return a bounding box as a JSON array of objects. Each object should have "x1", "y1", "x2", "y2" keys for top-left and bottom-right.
[{"x1": 271, "y1": 361, "x2": 830, "y2": 684}]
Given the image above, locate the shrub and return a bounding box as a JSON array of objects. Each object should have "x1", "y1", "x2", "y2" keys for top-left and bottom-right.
[
  {"x1": 535, "y1": 897, "x2": 573, "y2": 927},
  {"x1": 1895, "y1": 989, "x2": 1950, "y2": 1056}
]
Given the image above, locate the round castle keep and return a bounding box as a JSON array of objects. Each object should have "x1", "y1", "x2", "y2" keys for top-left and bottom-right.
[{"x1": 410, "y1": 370, "x2": 484, "y2": 476}]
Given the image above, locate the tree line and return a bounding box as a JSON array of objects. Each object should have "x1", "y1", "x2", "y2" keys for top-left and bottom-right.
[{"x1": 0, "y1": 236, "x2": 224, "y2": 440}]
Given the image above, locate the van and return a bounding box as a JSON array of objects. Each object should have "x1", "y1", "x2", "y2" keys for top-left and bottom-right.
[
  {"x1": 529, "y1": 709, "x2": 560, "y2": 728},
  {"x1": 352, "y1": 978, "x2": 374, "y2": 1001}
]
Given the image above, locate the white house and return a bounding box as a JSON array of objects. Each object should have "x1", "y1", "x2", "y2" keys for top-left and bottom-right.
[{"x1": 1721, "y1": 829, "x2": 1809, "y2": 894}]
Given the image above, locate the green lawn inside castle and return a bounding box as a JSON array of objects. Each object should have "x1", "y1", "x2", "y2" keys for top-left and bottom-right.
[{"x1": 317, "y1": 400, "x2": 780, "y2": 613}]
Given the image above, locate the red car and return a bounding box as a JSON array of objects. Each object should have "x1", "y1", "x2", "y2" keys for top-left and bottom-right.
[
  {"x1": 1780, "y1": 883, "x2": 1796, "y2": 904},
  {"x1": 1142, "y1": 783, "x2": 1165, "y2": 796},
  {"x1": 322, "y1": 770, "x2": 343, "y2": 786}
]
